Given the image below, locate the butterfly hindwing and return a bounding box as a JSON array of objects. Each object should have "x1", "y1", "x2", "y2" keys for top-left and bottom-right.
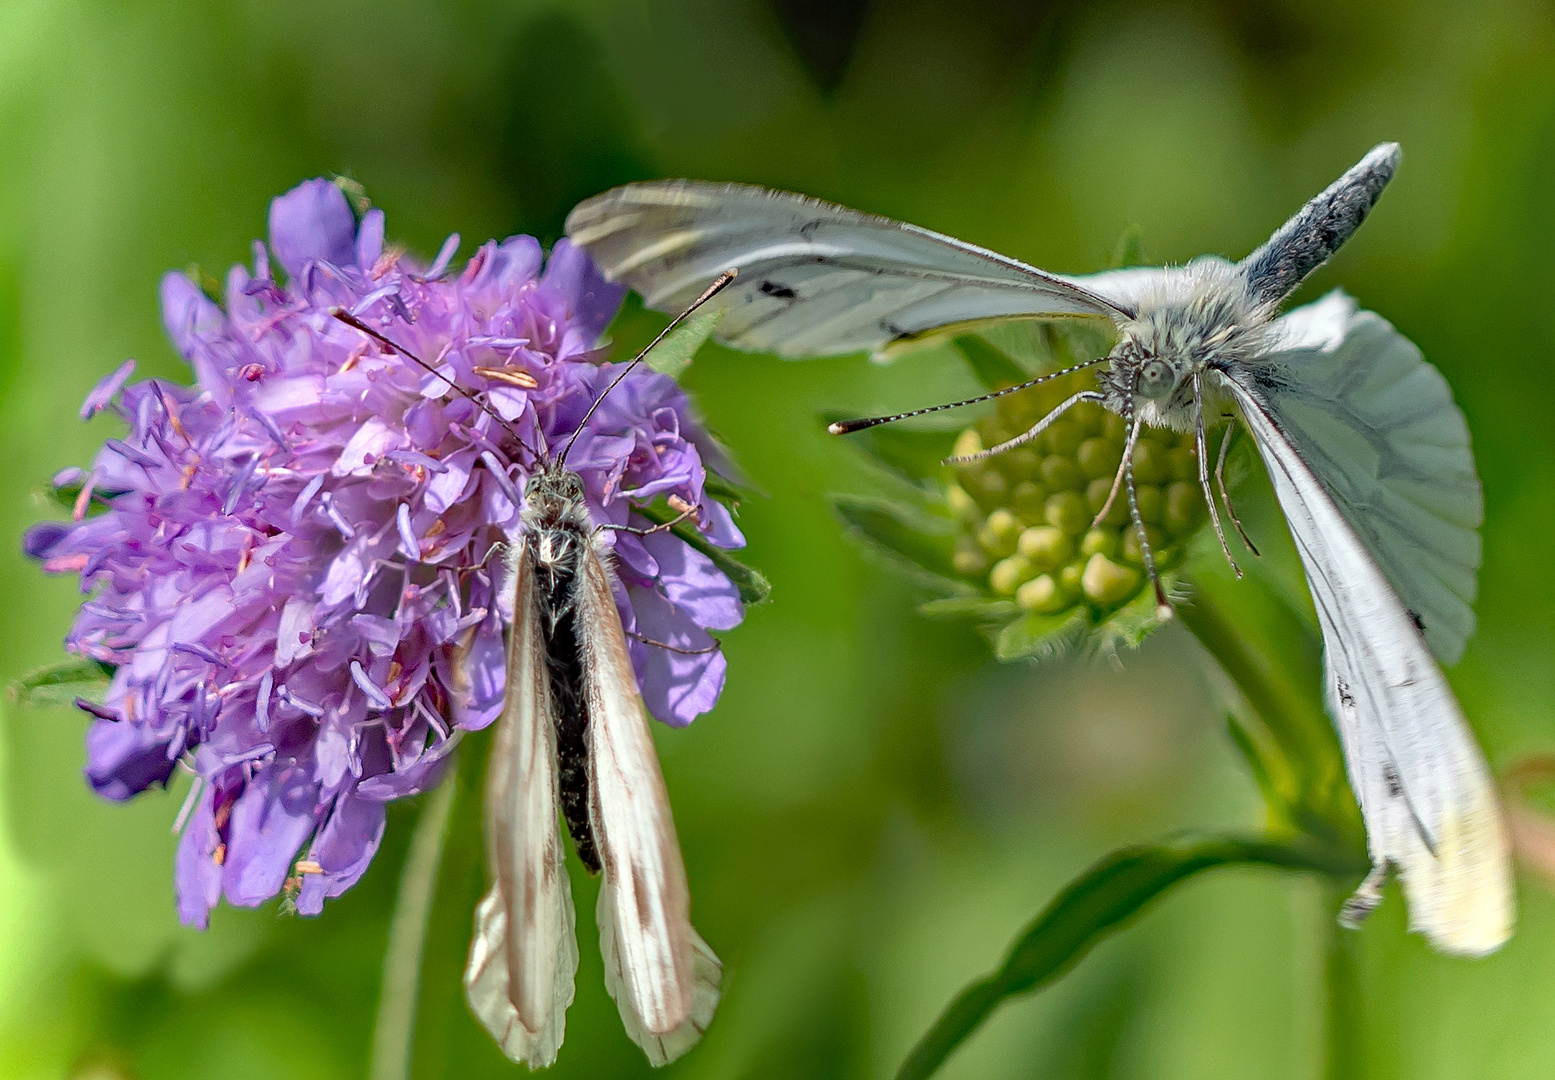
[
  {"x1": 464, "y1": 543, "x2": 579, "y2": 1068},
  {"x1": 1225, "y1": 373, "x2": 1512, "y2": 956}
]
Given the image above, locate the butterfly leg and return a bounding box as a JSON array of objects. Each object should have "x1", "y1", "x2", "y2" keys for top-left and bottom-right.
[
  {"x1": 625, "y1": 628, "x2": 722, "y2": 655},
  {"x1": 597, "y1": 496, "x2": 699, "y2": 538},
  {"x1": 943, "y1": 391, "x2": 1105, "y2": 464},
  {"x1": 1120, "y1": 409, "x2": 1172, "y2": 618},
  {"x1": 1091, "y1": 410, "x2": 1144, "y2": 528},
  {"x1": 1192, "y1": 373, "x2": 1242, "y2": 578},
  {"x1": 1215, "y1": 419, "x2": 1260, "y2": 557}
]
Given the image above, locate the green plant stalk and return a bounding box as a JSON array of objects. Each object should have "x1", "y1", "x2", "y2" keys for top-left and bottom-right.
[
  {"x1": 369, "y1": 770, "x2": 459, "y2": 1080},
  {"x1": 895, "y1": 834, "x2": 1366, "y2": 1080},
  {"x1": 1324, "y1": 880, "x2": 1364, "y2": 1080}
]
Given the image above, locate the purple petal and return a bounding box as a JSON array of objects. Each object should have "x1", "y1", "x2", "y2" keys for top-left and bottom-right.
[
  {"x1": 175, "y1": 785, "x2": 223, "y2": 929},
  {"x1": 268, "y1": 179, "x2": 357, "y2": 281},
  {"x1": 221, "y1": 765, "x2": 319, "y2": 907},
  {"x1": 542, "y1": 238, "x2": 625, "y2": 343},
  {"x1": 423, "y1": 233, "x2": 460, "y2": 280},
  {"x1": 625, "y1": 585, "x2": 725, "y2": 727},
  {"x1": 356, "y1": 207, "x2": 386, "y2": 270},
  {"x1": 81, "y1": 359, "x2": 136, "y2": 420},
  {"x1": 640, "y1": 531, "x2": 743, "y2": 631},
  {"x1": 84, "y1": 718, "x2": 177, "y2": 800},
  {"x1": 295, "y1": 790, "x2": 387, "y2": 916}
]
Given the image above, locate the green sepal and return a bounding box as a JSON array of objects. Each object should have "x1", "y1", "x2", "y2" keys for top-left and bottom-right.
[
  {"x1": 645, "y1": 308, "x2": 725, "y2": 377},
  {"x1": 11, "y1": 656, "x2": 115, "y2": 707},
  {"x1": 993, "y1": 609, "x2": 1086, "y2": 661},
  {"x1": 1111, "y1": 224, "x2": 1144, "y2": 268},
  {"x1": 895, "y1": 832, "x2": 1368, "y2": 1080}
]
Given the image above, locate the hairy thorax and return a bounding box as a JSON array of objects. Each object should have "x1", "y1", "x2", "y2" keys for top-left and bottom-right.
[{"x1": 1098, "y1": 259, "x2": 1276, "y2": 433}]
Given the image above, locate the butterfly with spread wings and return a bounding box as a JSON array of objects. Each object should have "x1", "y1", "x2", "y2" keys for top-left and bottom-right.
[{"x1": 565, "y1": 144, "x2": 1513, "y2": 957}]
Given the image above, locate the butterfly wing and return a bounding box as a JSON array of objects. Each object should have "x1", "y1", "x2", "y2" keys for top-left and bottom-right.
[
  {"x1": 1223, "y1": 372, "x2": 1512, "y2": 956},
  {"x1": 574, "y1": 540, "x2": 721, "y2": 1064},
  {"x1": 464, "y1": 543, "x2": 579, "y2": 1067},
  {"x1": 565, "y1": 180, "x2": 1126, "y2": 359},
  {"x1": 1254, "y1": 291, "x2": 1482, "y2": 665}
]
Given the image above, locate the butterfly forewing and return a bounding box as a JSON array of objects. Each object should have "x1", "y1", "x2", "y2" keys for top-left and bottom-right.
[
  {"x1": 573, "y1": 541, "x2": 721, "y2": 1057},
  {"x1": 565, "y1": 180, "x2": 1124, "y2": 359},
  {"x1": 1225, "y1": 375, "x2": 1512, "y2": 955},
  {"x1": 464, "y1": 543, "x2": 579, "y2": 1067}
]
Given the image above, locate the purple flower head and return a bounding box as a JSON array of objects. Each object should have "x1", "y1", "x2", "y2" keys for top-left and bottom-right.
[{"x1": 27, "y1": 179, "x2": 749, "y2": 929}]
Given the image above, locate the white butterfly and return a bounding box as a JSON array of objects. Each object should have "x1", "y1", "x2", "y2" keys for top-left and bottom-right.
[{"x1": 566, "y1": 144, "x2": 1513, "y2": 956}]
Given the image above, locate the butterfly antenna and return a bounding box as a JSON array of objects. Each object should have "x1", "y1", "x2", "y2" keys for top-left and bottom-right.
[
  {"x1": 558, "y1": 268, "x2": 737, "y2": 468},
  {"x1": 329, "y1": 308, "x2": 541, "y2": 465},
  {"x1": 827, "y1": 356, "x2": 1108, "y2": 436}
]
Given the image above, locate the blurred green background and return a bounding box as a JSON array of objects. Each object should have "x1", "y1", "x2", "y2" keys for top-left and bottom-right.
[{"x1": 4, "y1": 0, "x2": 1555, "y2": 1077}]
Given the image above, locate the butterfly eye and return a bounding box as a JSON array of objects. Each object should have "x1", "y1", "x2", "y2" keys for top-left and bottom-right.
[{"x1": 1137, "y1": 359, "x2": 1174, "y2": 399}]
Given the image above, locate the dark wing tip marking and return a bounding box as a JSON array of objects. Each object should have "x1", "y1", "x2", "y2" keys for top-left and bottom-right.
[{"x1": 758, "y1": 280, "x2": 798, "y2": 301}]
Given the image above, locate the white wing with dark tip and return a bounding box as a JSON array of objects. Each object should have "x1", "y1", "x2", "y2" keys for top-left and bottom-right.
[
  {"x1": 566, "y1": 180, "x2": 1126, "y2": 359},
  {"x1": 575, "y1": 541, "x2": 721, "y2": 1062},
  {"x1": 1224, "y1": 372, "x2": 1512, "y2": 957},
  {"x1": 464, "y1": 545, "x2": 579, "y2": 1068}
]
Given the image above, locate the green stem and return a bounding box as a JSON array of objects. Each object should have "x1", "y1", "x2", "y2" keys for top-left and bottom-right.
[
  {"x1": 1323, "y1": 884, "x2": 1363, "y2": 1080},
  {"x1": 369, "y1": 771, "x2": 459, "y2": 1080}
]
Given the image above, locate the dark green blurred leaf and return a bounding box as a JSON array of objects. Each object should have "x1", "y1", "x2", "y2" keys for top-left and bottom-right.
[
  {"x1": 952, "y1": 334, "x2": 1029, "y2": 391},
  {"x1": 830, "y1": 494, "x2": 962, "y2": 587},
  {"x1": 917, "y1": 596, "x2": 1018, "y2": 621},
  {"x1": 644, "y1": 308, "x2": 723, "y2": 377},
  {"x1": 10, "y1": 657, "x2": 113, "y2": 706},
  {"x1": 896, "y1": 833, "x2": 1367, "y2": 1080},
  {"x1": 821, "y1": 409, "x2": 958, "y2": 486}
]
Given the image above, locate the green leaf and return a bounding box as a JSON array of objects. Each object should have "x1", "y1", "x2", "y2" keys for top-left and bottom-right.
[
  {"x1": 917, "y1": 596, "x2": 1018, "y2": 621},
  {"x1": 644, "y1": 307, "x2": 724, "y2": 376},
  {"x1": 822, "y1": 410, "x2": 958, "y2": 485},
  {"x1": 952, "y1": 334, "x2": 1029, "y2": 391},
  {"x1": 830, "y1": 494, "x2": 961, "y2": 585},
  {"x1": 896, "y1": 833, "x2": 1367, "y2": 1080},
  {"x1": 10, "y1": 657, "x2": 114, "y2": 707}
]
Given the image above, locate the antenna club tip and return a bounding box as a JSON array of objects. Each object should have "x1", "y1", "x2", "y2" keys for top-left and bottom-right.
[
  {"x1": 326, "y1": 305, "x2": 345, "y2": 317},
  {"x1": 1156, "y1": 603, "x2": 1176, "y2": 622},
  {"x1": 826, "y1": 421, "x2": 848, "y2": 436}
]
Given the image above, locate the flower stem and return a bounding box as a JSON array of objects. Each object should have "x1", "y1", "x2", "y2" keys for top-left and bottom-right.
[
  {"x1": 1323, "y1": 883, "x2": 1363, "y2": 1080},
  {"x1": 369, "y1": 771, "x2": 458, "y2": 1080}
]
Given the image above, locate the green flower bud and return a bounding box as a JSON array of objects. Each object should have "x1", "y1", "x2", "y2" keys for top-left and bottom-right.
[
  {"x1": 998, "y1": 448, "x2": 1041, "y2": 481},
  {"x1": 1059, "y1": 561, "x2": 1083, "y2": 595},
  {"x1": 1134, "y1": 484, "x2": 1162, "y2": 524},
  {"x1": 989, "y1": 554, "x2": 1033, "y2": 595},
  {"x1": 1045, "y1": 491, "x2": 1090, "y2": 535},
  {"x1": 1012, "y1": 480, "x2": 1049, "y2": 524},
  {"x1": 1130, "y1": 440, "x2": 1167, "y2": 484},
  {"x1": 1079, "y1": 527, "x2": 1117, "y2": 558},
  {"x1": 1120, "y1": 524, "x2": 1169, "y2": 566},
  {"x1": 1043, "y1": 420, "x2": 1084, "y2": 455},
  {"x1": 1040, "y1": 455, "x2": 1083, "y2": 491},
  {"x1": 1071, "y1": 400, "x2": 1106, "y2": 435},
  {"x1": 1163, "y1": 481, "x2": 1203, "y2": 535},
  {"x1": 1018, "y1": 525, "x2": 1073, "y2": 570},
  {"x1": 951, "y1": 428, "x2": 983, "y2": 460},
  {"x1": 969, "y1": 467, "x2": 1008, "y2": 509},
  {"x1": 1077, "y1": 437, "x2": 1122, "y2": 480},
  {"x1": 978, "y1": 507, "x2": 1021, "y2": 557},
  {"x1": 1165, "y1": 446, "x2": 1197, "y2": 483},
  {"x1": 1086, "y1": 478, "x2": 1129, "y2": 526},
  {"x1": 1102, "y1": 412, "x2": 1128, "y2": 442},
  {"x1": 953, "y1": 536, "x2": 988, "y2": 576},
  {"x1": 945, "y1": 483, "x2": 978, "y2": 521},
  {"x1": 1082, "y1": 553, "x2": 1141, "y2": 604},
  {"x1": 1017, "y1": 574, "x2": 1069, "y2": 614}
]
